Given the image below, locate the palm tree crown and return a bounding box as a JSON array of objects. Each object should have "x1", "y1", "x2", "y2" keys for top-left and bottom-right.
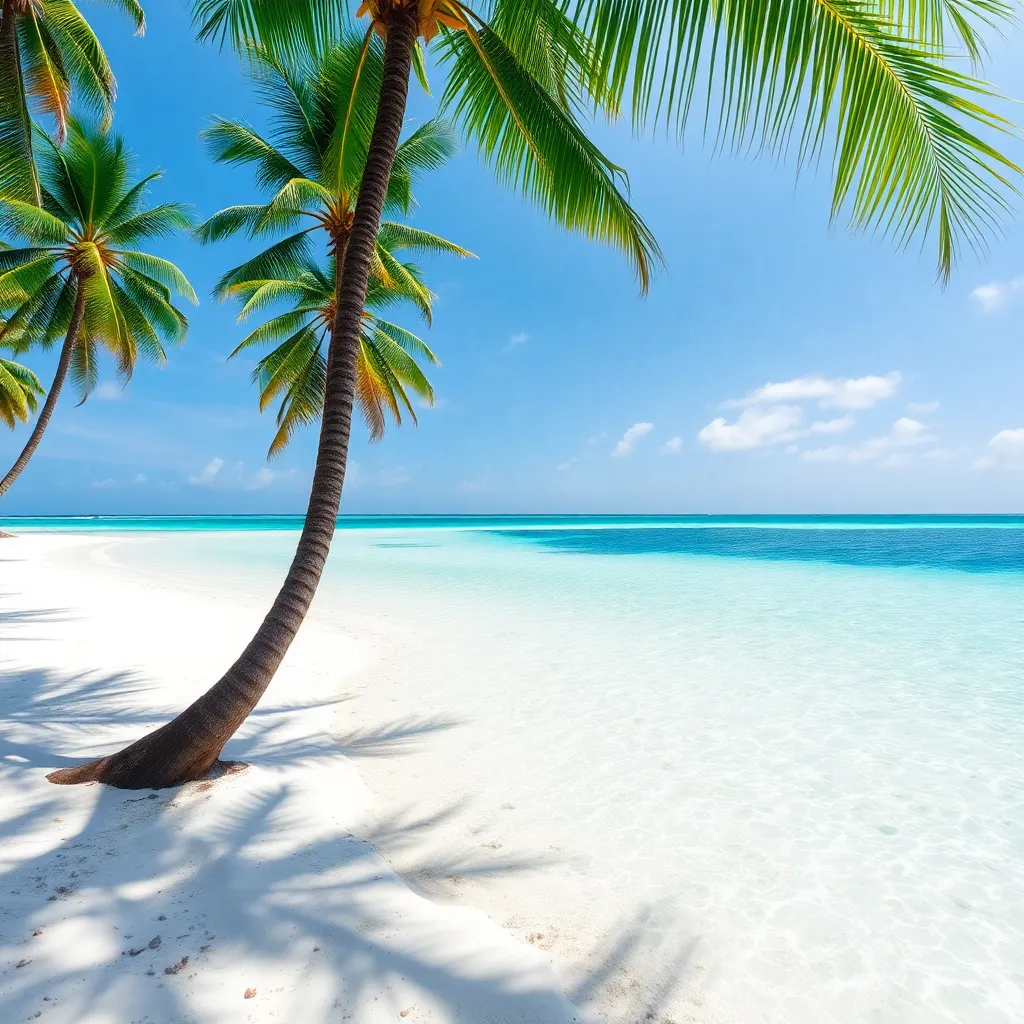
[
  {"x1": 0, "y1": 350, "x2": 43, "y2": 427},
  {"x1": 227, "y1": 243, "x2": 454, "y2": 457},
  {"x1": 198, "y1": 37, "x2": 474, "y2": 456},
  {"x1": 196, "y1": 37, "x2": 476, "y2": 297},
  {"x1": 0, "y1": 118, "x2": 197, "y2": 399},
  {"x1": 0, "y1": 0, "x2": 146, "y2": 204},
  {"x1": 0, "y1": 119, "x2": 196, "y2": 499}
]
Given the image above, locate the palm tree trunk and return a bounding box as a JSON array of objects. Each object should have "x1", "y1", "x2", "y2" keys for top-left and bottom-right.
[
  {"x1": 0, "y1": 282, "x2": 83, "y2": 498},
  {"x1": 48, "y1": 6, "x2": 421, "y2": 789},
  {"x1": 0, "y1": 0, "x2": 42, "y2": 205}
]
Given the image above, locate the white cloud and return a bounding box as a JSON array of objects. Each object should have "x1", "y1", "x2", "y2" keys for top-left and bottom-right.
[
  {"x1": 907, "y1": 400, "x2": 939, "y2": 415},
  {"x1": 90, "y1": 478, "x2": 116, "y2": 489},
  {"x1": 378, "y1": 466, "x2": 410, "y2": 487},
  {"x1": 971, "y1": 276, "x2": 1024, "y2": 313},
  {"x1": 611, "y1": 422, "x2": 654, "y2": 458},
  {"x1": 974, "y1": 428, "x2": 1024, "y2": 469},
  {"x1": 133, "y1": 473, "x2": 147, "y2": 484},
  {"x1": 188, "y1": 457, "x2": 224, "y2": 486},
  {"x1": 94, "y1": 382, "x2": 123, "y2": 401},
  {"x1": 890, "y1": 417, "x2": 931, "y2": 446},
  {"x1": 989, "y1": 428, "x2": 1024, "y2": 453},
  {"x1": 800, "y1": 417, "x2": 934, "y2": 464},
  {"x1": 699, "y1": 405, "x2": 804, "y2": 452},
  {"x1": 810, "y1": 415, "x2": 855, "y2": 435},
  {"x1": 246, "y1": 467, "x2": 276, "y2": 490},
  {"x1": 725, "y1": 372, "x2": 901, "y2": 411},
  {"x1": 661, "y1": 436, "x2": 683, "y2": 454},
  {"x1": 503, "y1": 332, "x2": 529, "y2": 353}
]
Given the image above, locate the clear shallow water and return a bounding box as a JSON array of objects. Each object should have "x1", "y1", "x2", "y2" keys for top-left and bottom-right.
[{"x1": 41, "y1": 519, "x2": 1024, "y2": 1021}]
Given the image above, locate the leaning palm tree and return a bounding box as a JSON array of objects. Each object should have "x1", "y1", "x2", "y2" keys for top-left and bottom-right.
[
  {"x1": 0, "y1": 350, "x2": 44, "y2": 428},
  {"x1": 228, "y1": 250, "x2": 451, "y2": 457},
  {"x1": 49, "y1": 0, "x2": 1020, "y2": 789},
  {"x1": 0, "y1": 0, "x2": 145, "y2": 204},
  {"x1": 0, "y1": 118, "x2": 196, "y2": 497}
]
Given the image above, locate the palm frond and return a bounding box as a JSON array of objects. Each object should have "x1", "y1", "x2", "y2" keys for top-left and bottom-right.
[
  {"x1": 191, "y1": 0, "x2": 348, "y2": 63},
  {"x1": 438, "y1": 19, "x2": 661, "y2": 292},
  {"x1": 0, "y1": 354, "x2": 45, "y2": 428},
  {"x1": 106, "y1": 203, "x2": 195, "y2": 244},
  {"x1": 211, "y1": 229, "x2": 316, "y2": 298},
  {"x1": 18, "y1": 9, "x2": 71, "y2": 143},
  {"x1": 571, "y1": 0, "x2": 1019, "y2": 277}
]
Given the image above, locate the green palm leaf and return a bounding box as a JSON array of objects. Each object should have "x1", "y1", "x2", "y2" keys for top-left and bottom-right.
[
  {"x1": 0, "y1": 353, "x2": 45, "y2": 428},
  {"x1": 437, "y1": 19, "x2": 662, "y2": 292}
]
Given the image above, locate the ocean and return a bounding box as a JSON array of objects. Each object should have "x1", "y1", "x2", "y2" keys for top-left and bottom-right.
[{"x1": 5, "y1": 515, "x2": 1023, "y2": 1021}]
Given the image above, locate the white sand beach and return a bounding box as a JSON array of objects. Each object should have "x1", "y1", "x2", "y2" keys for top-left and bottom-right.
[{"x1": 0, "y1": 533, "x2": 585, "y2": 1024}]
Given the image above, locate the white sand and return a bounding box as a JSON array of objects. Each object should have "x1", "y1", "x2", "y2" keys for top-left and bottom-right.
[{"x1": 0, "y1": 534, "x2": 582, "y2": 1024}]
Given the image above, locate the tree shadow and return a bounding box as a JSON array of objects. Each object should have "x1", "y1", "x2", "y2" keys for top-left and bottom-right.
[
  {"x1": 0, "y1": 591, "x2": 72, "y2": 641},
  {"x1": 1, "y1": 660, "x2": 708, "y2": 1023}
]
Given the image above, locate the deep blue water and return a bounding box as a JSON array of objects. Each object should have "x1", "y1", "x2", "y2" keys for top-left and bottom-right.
[
  {"x1": 4, "y1": 514, "x2": 1024, "y2": 574},
  {"x1": 495, "y1": 525, "x2": 1024, "y2": 573}
]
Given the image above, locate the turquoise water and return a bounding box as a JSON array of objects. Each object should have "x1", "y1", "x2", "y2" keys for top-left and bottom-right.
[
  {"x1": 5, "y1": 512, "x2": 1024, "y2": 531},
  {"x1": 27, "y1": 519, "x2": 1024, "y2": 1021}
]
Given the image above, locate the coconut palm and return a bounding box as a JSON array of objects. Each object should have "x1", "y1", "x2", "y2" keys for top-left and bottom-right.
[
  {"x1": 0, "y1": 118, "x2": 196, "y2": 497},
  {"x1": 193, "y1": 39, "x2": 472, "y2": 455},
  {"x1": 0, "y1": 351, "x2": 44, "y2": 427},
  {"x1": 227, "y1": 245, "x2": 454, "y2": 457},
  {"x1": 0, "y1": 0, "x2": 145, "y2": 205},
  {"x1": 49, "y1": 0, "x2": 1020, "y2": 789}
]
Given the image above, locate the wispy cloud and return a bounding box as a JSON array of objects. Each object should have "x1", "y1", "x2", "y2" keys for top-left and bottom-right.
[
  {"x1": 611, "y1": 422, "x2": 654, "y2": 458},
  {"x1": 378, "y1": 466, "x2": 410, "y2": 487},
  {"x1": 188, "y1": 457, "x2": 224, "y2": 486},
  {"x1": 503, "y1": 332, "x2": 529, "y2": 353},
  {"x1": 661, "y1": 436, "x2": 683, "y2": 454},
  {"x1": 810, "y1": 415, "x2": 855, "y2": 435},
  {"x1": 246, "y1": 467, "x2": 276, "y2": 490},
  {"x1": 724, "y1": 372, "x2": 901, "y2": 411},
  {"x1": 459, "y1": 479, "x2": 492, "y2": 494},
  {"x1": 133, "y1": 473, "x2": 147, "y2": 484},
  {"x1": 90, "y1": 478, "x2": 116, "y2": 489},
  {"x1": 971, "y1": 276, "x2": 1024, "y2": 313},
  {"x1": 974, "y1": 428, "x2": 1024, "y2": 469},
  {"x1": 801, "y1": 417, "x2": 934, "y2": 464},
  {"x1": 699, "y1": 405, "x2": 804, "y2": 452},
  {"x1": 94, "y1": 382, "x2": 123, "y2": 401}
]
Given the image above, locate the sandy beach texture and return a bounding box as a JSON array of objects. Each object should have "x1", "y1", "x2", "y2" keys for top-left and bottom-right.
[{"x1": 0, "y1": 534, "x2": 583, "y2": 1024}]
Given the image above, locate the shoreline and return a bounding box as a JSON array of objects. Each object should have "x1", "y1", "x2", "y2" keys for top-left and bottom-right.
[{"x1": 0, "y1": 533, "x2": 584, "y2": 1023}]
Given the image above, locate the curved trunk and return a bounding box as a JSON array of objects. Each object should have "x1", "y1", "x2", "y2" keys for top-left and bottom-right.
[
  {"x1": 48, "y1": 7, "x2": 420, "y2": 789},
  {"x1": 0, "y1": 0, "x2": 41, "y2": 205},
  {"x1": 0, "y1": 282, "x2": 83, "y2": 498}
]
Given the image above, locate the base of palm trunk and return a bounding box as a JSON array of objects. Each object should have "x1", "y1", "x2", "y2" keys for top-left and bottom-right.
[{"x1": 46, "y1": 717, "x2": 245, "y2": 789}]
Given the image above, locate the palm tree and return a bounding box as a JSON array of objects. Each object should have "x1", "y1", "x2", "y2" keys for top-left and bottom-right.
[
  {"x1": 227, "y1": 249, "x2": 453, "y2": 457},
  {"x1": 0, "y1": 118, "x2": 196, "y2": 497},
  {"x1": 0, "y1": 350, "x2": 43, "y2": 427},
  {"x1": 49, "y1": 0, "x2": 1020, "y2": 789},
  {"x1": 192, "y1": 40, "x2": 472, "y2": 454},
  {"x1": 0, "y1": 0, "x2": 145, "y2": 205}
]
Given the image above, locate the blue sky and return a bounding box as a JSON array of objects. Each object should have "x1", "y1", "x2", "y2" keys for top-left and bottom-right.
[{"x1": 4, "y1": 2, "x2": 1024, "y2": 515}]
